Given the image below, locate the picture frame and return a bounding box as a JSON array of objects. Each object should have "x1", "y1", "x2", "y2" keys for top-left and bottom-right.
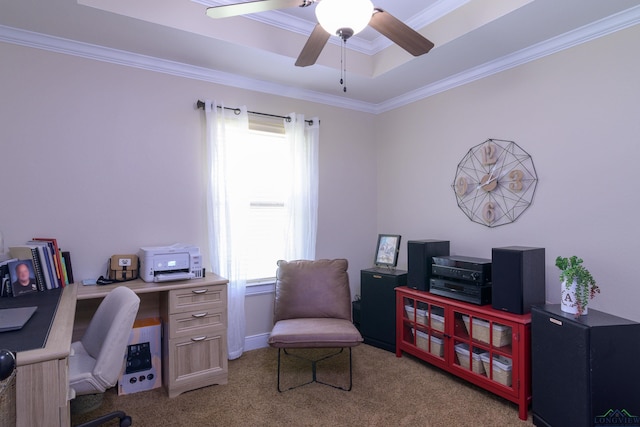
[
  {"x1": 374, "y1": 234, "x2": 401, "y2": 267},
  {"x1": 8, "y1": 259, "x2": 38, "y2": 297}
]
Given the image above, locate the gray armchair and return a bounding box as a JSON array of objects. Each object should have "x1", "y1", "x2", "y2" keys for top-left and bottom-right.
[{"x1": 268, "y1": 259, "x2": 363, "y2": 391}]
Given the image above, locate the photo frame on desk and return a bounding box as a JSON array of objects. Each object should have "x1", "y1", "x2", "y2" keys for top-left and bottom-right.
[
  {"x1": 374, "y1": 234, "x2": 401, "y2": 268},
  {"x1": 9, "y1": 259, "x2": 38, "y2": 297}
]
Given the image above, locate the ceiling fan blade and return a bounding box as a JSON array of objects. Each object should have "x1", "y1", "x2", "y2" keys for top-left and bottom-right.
[
  {"x1": 369, "y1": 8, "x2": 435, "y2": 56},
  {"x1": 206, "y1": 0, "x2": 305, "y2": 19},
  {"x1": 295, "y1": 23, "x2": 330, "y2": 67}
]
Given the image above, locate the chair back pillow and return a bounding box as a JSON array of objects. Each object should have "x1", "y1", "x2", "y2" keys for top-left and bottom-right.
[{"x1": 274, "y1": 259, "x2": 351, "y2": 322}]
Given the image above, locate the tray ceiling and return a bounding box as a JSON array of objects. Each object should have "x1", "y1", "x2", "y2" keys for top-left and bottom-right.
[{"x1": 1, "y1": 0, "x2": 639, "y2": 111}]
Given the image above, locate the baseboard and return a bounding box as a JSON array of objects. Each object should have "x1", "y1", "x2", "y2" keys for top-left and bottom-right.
[{"x1": 244, "y1": 332, "x2": 270, "y2": 351}]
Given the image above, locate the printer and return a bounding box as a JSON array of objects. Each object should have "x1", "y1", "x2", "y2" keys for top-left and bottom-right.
[{"x1": 139, "y1": 244, "x2": 203, "y2": 283}]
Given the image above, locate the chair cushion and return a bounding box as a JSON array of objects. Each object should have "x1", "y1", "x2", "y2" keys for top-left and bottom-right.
[
  {"x1": 69, "y1": 341, "x2": 105, "y2": 395},
  {"x1": 268, "y1": 318, "x2": 363, "y2": 348},
  {"x1": 274, "y1": 259, "x2": 351, "y2": 322}
]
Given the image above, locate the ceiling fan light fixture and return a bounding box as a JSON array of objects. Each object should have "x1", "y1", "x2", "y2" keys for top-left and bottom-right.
[{"x1": 315, "y1": 0, "x2": 374, "y2": 38}]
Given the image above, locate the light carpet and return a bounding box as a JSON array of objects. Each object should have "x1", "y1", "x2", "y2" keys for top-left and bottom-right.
[{"x1": 71, "y1": 344, "x2": 534, "y2": 426}]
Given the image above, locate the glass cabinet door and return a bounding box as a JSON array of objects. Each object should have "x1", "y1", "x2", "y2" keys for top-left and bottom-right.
[
  {"x1": 452, "y1": 310, "x2": 514, "y2": 388},
  {"x1": 400, "y1": 297, "x2": 416, "y2": 346},
  {"x1": 420, "y1": 303, "x2": 445, "y2": 358},
  {"x1": 402, "y1": 298, "x2": 445, "y2": 359}
]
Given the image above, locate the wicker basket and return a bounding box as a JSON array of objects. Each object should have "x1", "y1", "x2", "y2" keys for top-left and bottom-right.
[
  {"x1": 405, "y1": 305, "x2": 414, "y2": 320},
  {"x1": 480, "y1": 353, "x2": 513, "y2": 387},
  {"x1": 415, "y1": 330, "x2": 444, "y2": 357},
  {"x1": 462, "y1": 315, "x2": 512, "y2": 347},
  {"x1": 415, "y1": 308, "x2": 427, "y2": 326},
  {"x1": 454, "y1": 343, "x2": 486, "y2": 375},
  {"x1": 430, "y1": 313, "x2": 445, "y2": 333},
  {"x1": 0, "y1": 370, "x2": 17, "y2": 427}
]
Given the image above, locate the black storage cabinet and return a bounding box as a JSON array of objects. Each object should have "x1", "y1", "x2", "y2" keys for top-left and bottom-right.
[
  {"x1": 360, "y1": 268, "x2": 407, "y2": 352},
  {"x1": 531, "y1": 304, "x2": 640, "y2": 427}
]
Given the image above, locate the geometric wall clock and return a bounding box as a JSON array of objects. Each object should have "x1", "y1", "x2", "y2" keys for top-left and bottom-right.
[{"x1": 452, "y1": 139, "x2": 538, "y2": 227}]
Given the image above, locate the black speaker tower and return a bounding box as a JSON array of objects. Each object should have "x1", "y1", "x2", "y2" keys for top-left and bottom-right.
[
  {"x1": 532, "y1": 305, "x2": 640, "y2": 427},
  {"x1": 491, "y1": 246, "x2": 545, "y2": 314},
  {"x1": 407, "y1": 240, "x2": 450, "y2": 291}
]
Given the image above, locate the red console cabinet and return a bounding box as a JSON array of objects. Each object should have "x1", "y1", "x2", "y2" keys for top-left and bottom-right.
[{"x1": 395, "y1": 286, "x2": 532, "y2": 421}]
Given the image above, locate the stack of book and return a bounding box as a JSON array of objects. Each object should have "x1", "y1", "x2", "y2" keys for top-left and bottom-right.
[{"x1": 0, "y1": 238, "x2": 74, "y2": 298}]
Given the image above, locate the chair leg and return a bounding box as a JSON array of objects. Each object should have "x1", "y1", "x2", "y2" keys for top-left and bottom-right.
[
  {"x1": 316, "y1": 347, "x2": 353, "y2": 391},
  {"x1": 277, "y1": 347, "x2": 353, "y2": 392},
  {"x1": 277, "y1": 348, "x2": 283, "y2": 393},
  {"x1": 75, "y1": 411, "x2": 132, "y2": 427}
]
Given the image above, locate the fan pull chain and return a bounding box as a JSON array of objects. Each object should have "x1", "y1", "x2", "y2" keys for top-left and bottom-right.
[{"x1": 340, "y1": 38, "x2": 347, "y2": 93}]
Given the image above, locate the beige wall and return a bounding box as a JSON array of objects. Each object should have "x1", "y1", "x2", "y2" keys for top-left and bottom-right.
[
  {"x1": 0, "y1": 42, "x2": 377, "y2": 339},
  {"x1": 1, "y1": 21, "x2": 639, "y2": 344},
  {"x1": 375, "y1": 24, "x2": 640, "y2": 321}
]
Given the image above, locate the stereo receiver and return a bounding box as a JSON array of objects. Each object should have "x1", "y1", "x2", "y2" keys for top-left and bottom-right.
[{"x1": 430, "y1": 278, "x2": 492, "y2": 306}]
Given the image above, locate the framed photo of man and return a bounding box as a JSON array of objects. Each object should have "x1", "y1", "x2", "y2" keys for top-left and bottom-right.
[{"x1": 9, "y1": 259, "x2": 38, "y2": 297}]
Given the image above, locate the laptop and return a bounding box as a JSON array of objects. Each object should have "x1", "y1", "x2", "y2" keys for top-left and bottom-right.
[{"x1": 0, "y1": 306, "x2": 38, "y2": 332}]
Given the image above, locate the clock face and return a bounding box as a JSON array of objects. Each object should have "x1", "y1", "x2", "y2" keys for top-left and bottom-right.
[{"x1": 452, "y1": 139, "x2": 538, "y2": 227}]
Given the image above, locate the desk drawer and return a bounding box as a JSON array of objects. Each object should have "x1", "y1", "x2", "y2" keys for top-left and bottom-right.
[
  {"x1": 169, "y1": 285, "x2": 226, "y2": 313},
  {"x1": 164, "y1": 333, "x2": 228, "y2": 397},
  {"x1": 168, "y1": 308, "x2": 225, "y2": 339}
]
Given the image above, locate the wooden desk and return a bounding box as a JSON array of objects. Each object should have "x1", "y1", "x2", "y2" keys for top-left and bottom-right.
[
  {"x1": 15, "y1": 275, "x2": 228, "y2": 427},
  {"x1": 15, "y1": 284, "x2": 77, "y2": 427},
  {"x1": 76, "y1": 275, "x2": 229, "y2": 398}
]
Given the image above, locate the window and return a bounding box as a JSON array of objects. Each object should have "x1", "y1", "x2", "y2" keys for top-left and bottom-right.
[
  {"x1": 205, "y1": 105, "x2": 318, "y2": 287},
  {"x1": 243, "y1": 127, "x2": 289, "y2": 282}
]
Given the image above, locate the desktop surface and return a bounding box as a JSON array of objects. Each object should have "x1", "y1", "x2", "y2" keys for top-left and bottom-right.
[
  {"x1": 0, "y1": 288, "x2": 62, "y2": 352},
  {"x1": 76, "y1": 275, "x2": 228, "y2": 300}
]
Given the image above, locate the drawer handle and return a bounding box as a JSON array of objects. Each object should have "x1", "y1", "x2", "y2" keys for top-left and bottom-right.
[
  {"x1": 191, "y1": 336, "x2": 207, "y2": 342},
  {"x1": 192, "y1": 289, "x2": 209, "y2": 294},
  {"x1": 373, "y1": 275, "x2": 382, "y2": 279},
  {"x1": 192, "y1": 312, "x2": 208, "y2": 318}
]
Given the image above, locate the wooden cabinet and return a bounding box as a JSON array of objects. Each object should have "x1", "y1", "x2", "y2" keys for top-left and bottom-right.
[
  {"x1": 161, "y1": 283, "x2": 228, "y2": 398},
  {"x1": 361, "y1": 269, "x2": 407, "y2": 352},
  {"x1": 396, "y1": 286, "x2": 531, "y2": 421}
]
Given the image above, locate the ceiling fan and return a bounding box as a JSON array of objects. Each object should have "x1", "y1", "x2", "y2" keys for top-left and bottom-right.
[{"x1": 205, "y1": 0, "x2": 435, "y2": 67}]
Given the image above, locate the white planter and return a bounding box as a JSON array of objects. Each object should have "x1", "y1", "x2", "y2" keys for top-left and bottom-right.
[{"x1": 561, "y1": 280, "x2": 588, "y2": 315}]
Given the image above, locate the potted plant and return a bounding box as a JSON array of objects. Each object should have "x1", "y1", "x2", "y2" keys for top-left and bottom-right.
[{"x1": 555, "y1": 256, "x2": 600, "y2": 316}]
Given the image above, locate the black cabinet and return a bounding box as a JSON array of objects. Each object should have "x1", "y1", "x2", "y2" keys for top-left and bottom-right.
[
  {"x1": 360, "y1": 268, "x2": 407, "y2": 352},
  {"x1": 352, "y1": 300, "x2": 361, "y2": 332},
  {"x1": 532, "y1": 305, "x2": 640, "y2": 427}
]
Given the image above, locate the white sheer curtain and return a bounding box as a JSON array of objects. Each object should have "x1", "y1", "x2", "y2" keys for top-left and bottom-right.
[
  {"x1": 204, "y1": 100, "x2": 249, "y2": 360},
  {"x1": 283, "y1": 114, "x2": 320, "y2": 261}
]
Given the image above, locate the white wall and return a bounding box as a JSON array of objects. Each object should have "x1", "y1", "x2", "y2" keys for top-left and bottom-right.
[
  {"x1": 0, "y1": 41, "x2": 377, "y2": 337},
  {"x1": 375, "y1": 24, "x2": 640, "y2": 321}
]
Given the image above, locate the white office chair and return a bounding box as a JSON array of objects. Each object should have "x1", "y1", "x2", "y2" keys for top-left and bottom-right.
[{"x1": 69, "y1": 286, "x2": 140, "y2": 427}]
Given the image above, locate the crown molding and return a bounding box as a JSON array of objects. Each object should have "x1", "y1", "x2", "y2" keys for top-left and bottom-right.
[
  {"x1": 0, "y1": 24, "x2": 377, "y2": 114},
  {"x1": 1, "y1": 4, "x2": 638, "y2": 115},
  {"x1": 374, "y1": 4, "x2": 640, "y2": 113}
]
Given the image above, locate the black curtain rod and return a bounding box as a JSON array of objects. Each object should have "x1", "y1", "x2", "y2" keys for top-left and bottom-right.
[{"x1": 196, "y1": 100, "x2": 314, "y2": 125}]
